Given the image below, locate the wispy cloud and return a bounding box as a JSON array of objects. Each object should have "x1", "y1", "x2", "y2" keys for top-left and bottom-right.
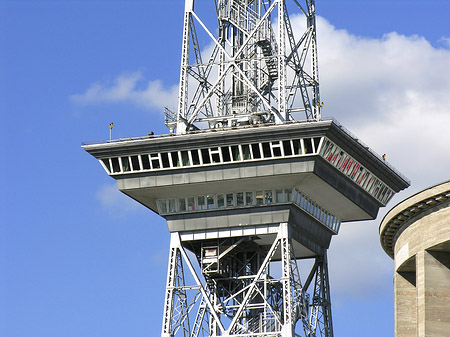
[
  {"x1": 71, "y1": 71, "x2": 179, "y2": 111},
  {"x1": 96, "y1": 183, "x2": 142, "y2": 216},
  {"x1": 439, "y1": 36, "x2": 450, "y2": 49}
]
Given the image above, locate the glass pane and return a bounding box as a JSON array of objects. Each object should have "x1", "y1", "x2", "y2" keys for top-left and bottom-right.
[
  {"x1": 178, "y1": 198, "x2": 186, "y2": 212},
  {"x1": 283, "y1": 140, "x2": 292, "y2": 156},
  {"x1": 276, "y1": 189, "x2": 284, "y2": 203},
  {"x1": 272, "y1": 142, "x2": 282, "y2": 157},
  {"x1": 187, "y1": 197, "x2": 195, "y2": 210},
  {"x1": 231, "y1": 145, "x2": 241, "y2": 161},
  {"x1": 251, "y1": 143, "x2": 261, "y2": 159},
  {"x1": 262, "y1": 142, "x2": 271, "y2": 158},
  {"x1": 285, "y1": 188, "x2": 292, "y2": 202},
  {"x1": 201, "y1": 148, "x2": 211, "y2": 164},
  {"x1": 245, "y1": 192, "x2": 254, "y2": 206},
  {"x1": 157, "y1": 200, "x2": 167, "y2": 214},
  {"x1": 207, "y1": 195, "x2": 215, "y2": 209},
  {"x1": 161, "y1": 153, "x2": 170, "y2": 168},
  {"x1": 111, "y1": 157, "x2": 121, "y2": 173},
  {"x1": 221, "y1": 147, "x2": 231, "y2": 162},
  {"x1": 292, "y1": 139, "x2": 301, "y2": 155},
  {"x1": 256, "y1": 191, "x2": 263, "y2": 205},
  {"x1": 141, "y1": 155, "x2": 151, "y2": 169},
  {"x1": 226, "y1": 193, "x2": 234, "y2": 207},
  {"x1": 121, "y1": 157, "x2": 131, "y2": 172},
  {"x1": 264, "y1": 190, "x2": 273, "y2": 204},
  {"x1": 198, "y1": 196, "x2": 206, "y2": 210},
  {"x1": 210, "y1": 148, "x2": 221, "y2": 163},
  {"x1": 304, "y1": 138, "x2": 314, "y2": 154},
  {"x1": 236, "y1": 192, "x2": 244, "y2": 206},
  {"x1": 217, "y1": 194, "x2": 225, "y2": 208},
  {"x1": 181, "y1": 151, "x2": 190, "y2": 166},
  {"x1": 313, "y1": 137, "x2": 322, "y2": 153},
  {"x1": 320, "y1": 139, "x2": 330, "y2": 156},
  {"x1": 168, "y1": 199, "x2": 176, "y2": 213},
  {"x1": 191, "y1": 150, "x2": 201, "y2": 165},
  {"x1": 171, "y1": 152, "x2": 180, "y2": 167},
  {"x1": 101, "y1": 159, "x2": 111, "y2": 173},
  {"x1": 130, "y1": 156, "x2": 140, "y2": 171},
  {"x1": 242, "y1": 144, "x2": 251, "y2": 160}
]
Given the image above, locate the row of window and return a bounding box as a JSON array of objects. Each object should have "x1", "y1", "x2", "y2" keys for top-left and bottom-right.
[
  {"x1": 319, "y1": 139, "x2": 394, "y2": 205},
  {"x1": 99, "y1": 137, "x2": 323, "y2": 175},
  {"x1": 156, "y1": 188, "x2": 341, "y2": 233}
]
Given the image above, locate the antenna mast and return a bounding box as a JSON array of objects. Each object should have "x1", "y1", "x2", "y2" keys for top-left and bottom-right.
[{"x1": 166, "y1": 0, "x2": 321, "y2": 134}]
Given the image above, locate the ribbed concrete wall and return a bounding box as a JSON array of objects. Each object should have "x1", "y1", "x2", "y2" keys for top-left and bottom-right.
[{"x1": 380, "y1": 181, "x2": 450, "y2": 337}]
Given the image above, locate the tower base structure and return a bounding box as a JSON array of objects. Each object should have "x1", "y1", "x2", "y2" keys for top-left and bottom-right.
[{"x1": 162, "y1": 222, "x2": 332, "y2": 337}]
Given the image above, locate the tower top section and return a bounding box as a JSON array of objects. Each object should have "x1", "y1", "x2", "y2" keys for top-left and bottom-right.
[{"x1": 167, "y1": 0, "x2": 321, "y2": 134}]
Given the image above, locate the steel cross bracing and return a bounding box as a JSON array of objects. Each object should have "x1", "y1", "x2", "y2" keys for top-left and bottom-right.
[
  {"x1": 160, "y1": 223, "x2": 333, "y2": 337},
  {"x1": 168, "y1": 0, "x2": 321, "y2": 134}
]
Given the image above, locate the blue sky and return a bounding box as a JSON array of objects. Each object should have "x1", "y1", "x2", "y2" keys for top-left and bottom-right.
[{"x1": 1, "y1": 1, "x2": 449, "y2": 336}]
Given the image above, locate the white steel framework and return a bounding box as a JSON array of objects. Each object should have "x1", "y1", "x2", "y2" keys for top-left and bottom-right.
[
  {"x1": 166, "y1": 0, "x2": 321, "y2": 134},
  {"x1": 161, "y1": 223, "x2": 333, "y2": 337}
]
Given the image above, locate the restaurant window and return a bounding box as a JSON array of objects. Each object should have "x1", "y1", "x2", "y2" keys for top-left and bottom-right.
[
  {"x1": 178, "y1": 198, "x2": 186, "y2": 212},
  {"x1": 256, "y1": 191, "x2": 264, "y2": 205},
  {"x1": 226, "y1": 193, "x2": 234, "y2": 207},
  {"x1": 283, "y1": 140, "x2": 292, "y2": 156},
  {"x1": 292, "y1": 139, "x2": 302, "y2": 155},
  {"x1": 262, "y1": 142, "x2": 271, "y2": 158},
  {"x1": 242, "y1": 144, "x2": 251, "y2": 160},
  {"x1": 207, "y1": 195, "x2": 215, "y2": 209},
  {"x1": 236, "y1": 192, "x2": 244, "y2": 206},
  {"x1": 304, "y1": 138, "x2": 314, "y2": 154},
  {"x1": 217, "y1": 194, "x2": 225, "y2": 208},
  {"x1": 221, "y1": 147, "x2": 231, "y2": 162},
  {"x1": 198, "y1": 196, "x2": 206, "y2": 210},
  {"x1": 161, "y1": 153, "x2": 170, "y2": 168},
  {"x1": 121, "y1": 157, "x2": 131, "y2": 172},
  {"x1": 187, "y1": 197, "x2": 195, "y2": 210},
  {"x1": 101, "y1": 159, "x2": 111, "y2": 173},
  {"x1": 191, "y1": 149, "x2": 201, "y2": 165},
  {"x1": 265, "y1": 190, "x2": 273, "y2": 204},
  {"x1": 272, "y1": 141, "x2": 282, "y2": 157},
  {"x1": 231, "y1": 145, "x2": 240, "y2": 161},
  {"x1": 171, "y1": 152, "x2": 180, "y2": 167},
  {"x1": 111, "y1": 157, "x2": 121, "y2": 173},
  {"x1": 181, "y1": 151, "x2": 190, "y2": 166},
  {"x1": 141, "y1": 155, "x2": 151, "y2": 170},
  {"x1": 245, "y1": 192, "x2": 254, "y2": 206},
  {"x1": 130, "y1": 156, "x2": 140, "y2": 171},
  {"x1": 210, "y1": 148, "x2": 221, "y2": 163},
  {"x1": 201, "y1": 148, "x2": 211, "y2": 164},
  {"x1": 149, "y1": 154, "x2": 159, "y2": 169},
  {"x1": 251, "y1": 143, "x2": 261, "y2": 159}
]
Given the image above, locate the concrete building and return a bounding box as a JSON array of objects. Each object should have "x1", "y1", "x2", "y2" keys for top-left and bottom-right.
[{"x1": 380, "y1": 181, "x2": 450, "y2": 337}]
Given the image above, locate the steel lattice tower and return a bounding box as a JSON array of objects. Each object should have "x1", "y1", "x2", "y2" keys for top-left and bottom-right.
[
  {"x1": 167, "y1": 0, "x2": 321, "y2": 134},
  {"x1": 83, "y1": 1, "x2": 410, "y2": 336}
]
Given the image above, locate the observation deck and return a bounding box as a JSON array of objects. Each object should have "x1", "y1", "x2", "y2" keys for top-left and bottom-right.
[{"x1": 83, "y1": 119, "x2": 409, "y2": 258}]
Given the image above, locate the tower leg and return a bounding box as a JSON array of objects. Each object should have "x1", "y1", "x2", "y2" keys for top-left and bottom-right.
[{"x1": 304, "y1": 252, "x2": 333, "y2": 337}]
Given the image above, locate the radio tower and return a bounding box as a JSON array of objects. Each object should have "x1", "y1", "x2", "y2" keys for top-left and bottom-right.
[{"x1": 83, "y1": 1, "x2": 410, "y2": 336}]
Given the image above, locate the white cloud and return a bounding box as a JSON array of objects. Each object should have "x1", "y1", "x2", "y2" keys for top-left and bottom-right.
[
  {"x1": 71, "y1": 71, "x2": 179, "y2": 111},
  {"x1": 96, "y1": 183, "x2": 142, "y2": 215}
]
